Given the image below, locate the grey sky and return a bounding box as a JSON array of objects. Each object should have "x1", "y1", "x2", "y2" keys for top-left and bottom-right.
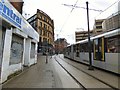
[{"x1": 23, "y1": 0, "x2": 119, "y2": 44}]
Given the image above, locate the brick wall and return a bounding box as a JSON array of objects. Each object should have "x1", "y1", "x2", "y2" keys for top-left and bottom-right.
[{"x1": 9, "y1": 0, "x2": 24, "y2": 14}]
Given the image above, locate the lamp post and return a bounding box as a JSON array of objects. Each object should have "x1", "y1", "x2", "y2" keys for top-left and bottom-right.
[
  {"x1": 45, "y1": 40, "x2": 48, "y2": 64},
  {"x1": 86, "y1": 1, "x2": 94, "y2": 70}
]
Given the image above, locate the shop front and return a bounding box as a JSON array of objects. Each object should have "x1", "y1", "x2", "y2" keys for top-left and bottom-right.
[{"x1": 0, "y1": 0, "x2": 39, "y2": 83}]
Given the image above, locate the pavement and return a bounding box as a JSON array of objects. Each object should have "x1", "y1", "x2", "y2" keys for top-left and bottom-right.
[{"x1": 2, "y1": 54, "x2": 80, "y2": 88}]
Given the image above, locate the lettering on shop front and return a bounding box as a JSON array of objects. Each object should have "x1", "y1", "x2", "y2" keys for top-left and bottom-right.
[{"x1": 0, "y1": 0, "x2": 22, "y2": 28}]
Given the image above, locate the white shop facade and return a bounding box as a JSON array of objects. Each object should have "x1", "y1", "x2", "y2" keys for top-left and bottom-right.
[{"x1": 0, "y1": 0, "x2": 39, "y2": 83}]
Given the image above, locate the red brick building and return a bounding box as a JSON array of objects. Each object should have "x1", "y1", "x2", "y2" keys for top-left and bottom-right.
[
  {"x1": 8, "y1": 0, "x2": 24, "y2": 14},
  {"x1": 54, "y1": 38, "x2": 68, "y2": 54}
]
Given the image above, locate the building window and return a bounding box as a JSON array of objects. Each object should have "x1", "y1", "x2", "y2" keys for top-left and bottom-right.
[
  {"x1": 43, "y1": 31, "x2": 45, "y2": 36},
  {"x1": 48, "y1": 33, "x2": 49, "y2": 37},
  {"x1": 30, "y1": 43, "x2": 35, "y2": 58},
  {"x1": 44, "y1": 24, "x2": 47, "y2": 30},
  {"x1": 96, "y1": 26, "x2": 102, "y2": 29},
  {"x1": 34, "y1": 15, "x2": 37, "y2": 19},
  {"x1": 34, "y1": 21, "x2": 36, "y2": 27},
  {"x1": 39, "y1": 15, "x2": 42, "y2": 19},
  {"x1": 44, "y1": 17, "x2": 47, "y2": 21},
  {"x1": 40, "y1": 22, "x2": 42, "y2": 27},
  {"x1": 40, "y1": 30, "x2": 42, "y2": 35},
  {"x1": 96, "y1": 22, "x2": 102, "y2": 25},
  {"x1": 48, "y1": 26, "x2": 49, "y2": 30}
]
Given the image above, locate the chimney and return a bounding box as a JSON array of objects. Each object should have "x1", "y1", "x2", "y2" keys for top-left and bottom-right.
[{"x1": 8, "y1": 0, "x2": 24, "y2": 14}]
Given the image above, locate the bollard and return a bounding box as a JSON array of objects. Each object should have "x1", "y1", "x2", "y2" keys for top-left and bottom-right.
[{"x1": 46, "y1": 53, "x2": 48, "y2": 64}]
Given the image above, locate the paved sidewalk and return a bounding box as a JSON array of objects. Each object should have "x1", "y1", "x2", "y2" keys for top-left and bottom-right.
[{"x1": 2, "y1": 54, "x2": 79, "y2": 88}]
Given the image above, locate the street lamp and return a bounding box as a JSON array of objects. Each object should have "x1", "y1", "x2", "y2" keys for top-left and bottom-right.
[{"x1": 86, "y1": 1, "x2": 94, "y2": 70}]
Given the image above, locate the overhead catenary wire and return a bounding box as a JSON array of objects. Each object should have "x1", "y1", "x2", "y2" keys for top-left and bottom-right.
[
  {"x1": 58, "y1": 0, "x2": 120, "y2": 39},
  {"x1": 58, "y1": 0, "x2": 79, "y2": 36},
  {"x1": 95, "y1": 0, "x2": 120, "y2": 18}
]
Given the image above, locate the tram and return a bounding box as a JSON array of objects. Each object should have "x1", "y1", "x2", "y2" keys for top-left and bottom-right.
[{"x1": 64, "y1": 29, "x2": 120, "y2": 74}]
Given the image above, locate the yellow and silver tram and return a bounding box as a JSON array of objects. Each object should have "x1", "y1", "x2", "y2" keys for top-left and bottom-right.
[{"x1": 64, "y1": 29, "x2": 120, "y2": 74}]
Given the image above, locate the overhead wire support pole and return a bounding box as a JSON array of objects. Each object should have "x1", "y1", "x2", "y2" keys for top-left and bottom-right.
[{"x1": 86, "y1": 1, "x2": 94, "y2": 70}]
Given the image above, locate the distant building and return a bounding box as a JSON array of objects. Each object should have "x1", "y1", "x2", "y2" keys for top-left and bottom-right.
[
  {"x1": 93, "y1": 19, "x2": 105, "y2": 35},
  {"x1": 94, "y1": 1, "x2": 120, "y2": 33},
  {"x1": 75, "y1": 30, "x2": 93, "y2": 42},
  {"x1": 102, "y1": 12, "x2": 120, "y2": 32},
  {"x1": 54, "y1": 38, "x2": 68, "y2": 54},
  {"x1": 8, "y1": 0, "x2": 24, "y2": 14},
  {"x1": 27, "y1": 9, "x2": 54, "y2": 53}
]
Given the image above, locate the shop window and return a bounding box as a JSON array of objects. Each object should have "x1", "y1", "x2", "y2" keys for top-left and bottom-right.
[
  {"x1": 10, "y1": 34, "x2": 23, "y2": 65},
  {"x1": 30, "y1": 43, "x2": 35, "y2": 59}
]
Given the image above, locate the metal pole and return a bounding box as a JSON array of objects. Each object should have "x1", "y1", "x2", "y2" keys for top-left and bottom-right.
[
  {"x1": 86, "y1": 1, "x2": 94, "y2": 70},
  {"x1": 46, "y1": 41, "x2": 48, "y2": 64}
]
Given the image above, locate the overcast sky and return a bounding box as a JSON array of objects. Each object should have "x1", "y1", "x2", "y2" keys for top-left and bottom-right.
[{"x1": 23, "y1": 0, "x2": 119, "y2": 44}]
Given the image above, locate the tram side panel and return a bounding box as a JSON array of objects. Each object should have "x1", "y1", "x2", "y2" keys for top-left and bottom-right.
[{"x1": 105, "y1": 53, "x2": 119, "y2": 74}]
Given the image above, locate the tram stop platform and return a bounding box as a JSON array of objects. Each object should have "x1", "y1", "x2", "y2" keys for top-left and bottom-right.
[{"x1": 2, "y1": 54, "x2": 120, "y2": 89}]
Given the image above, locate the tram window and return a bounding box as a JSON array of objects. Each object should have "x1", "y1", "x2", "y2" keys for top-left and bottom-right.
[
  {"x1": 80, "y1": 43, "x2": 88, "y2": 52},
  {"x1": 73, "y1": 45, "x2": 76, "y2": 52},
  {"x1": 67, "y1": 46, "x2": 71, "y2": 52},
  {"x1": 91, "y1": 41, "x2": 94, "y2": 52},
  {"x1": 76, "y1": 44, "x2": 80, "y2": 51},
  {"x1": 76, "y1": 52, "x2": 79, "y2": 57},
  {"x1": 104, "y1": 39, "x2": 108, "y2": 52},
  {"x1": 107, "y1": 35, "x2": 120, "y2": 53},
  {"x1": 76, "y1": 44, "x2": 80, "y2": 57},
  {"x1": 69, "y1": 46, "x2": 71, "y2": 52}
]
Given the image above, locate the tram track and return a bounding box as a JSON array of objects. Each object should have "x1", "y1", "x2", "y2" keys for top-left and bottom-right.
[
  {"x1": 54, "y1": 56, "x2": 87, "y2": 90},
  {"x1": 55, "y1": 55, "x2": 118, "y2": 90}
]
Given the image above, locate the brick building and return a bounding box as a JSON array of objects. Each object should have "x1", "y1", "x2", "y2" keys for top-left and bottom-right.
[
  {"x1": 54, "y1": 38, "x2": 68, "y2": 54},
  {"x1": 8, "y1": 0, "x2": 24, "y2": 14}
]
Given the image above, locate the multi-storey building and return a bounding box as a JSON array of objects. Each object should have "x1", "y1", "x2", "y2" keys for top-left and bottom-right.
[
  {"x1": 95, "y1": 0, "x2": 120, "y2": 33},
  {"x1": 75, "y1": 30, "x2": 93, "y2": 42},
  {"x1": 93, "y1": 19, "x2": 105, "y2": 35},
  {"x1": 27, "y1": 9, "x2": 54, "y2": 53},
  {"x1": 102, "y1": 12, "x2": 120, "y2": 32}
]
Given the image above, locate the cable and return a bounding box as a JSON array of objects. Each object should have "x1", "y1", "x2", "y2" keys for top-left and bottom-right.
[
  {"x1": 70, "y1": 0, "x2": 79, "y2": 13},
  {"x1": 95, "y1": 0, "x2": 120, "y2": 18},
  {"x1": 59, "y1": 0, "x2": 79, "y2": 36}
]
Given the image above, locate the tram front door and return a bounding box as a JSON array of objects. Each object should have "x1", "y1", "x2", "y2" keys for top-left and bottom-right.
[{"x1": 93, "y1": 37, "x2": 105, "y2": 61}]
